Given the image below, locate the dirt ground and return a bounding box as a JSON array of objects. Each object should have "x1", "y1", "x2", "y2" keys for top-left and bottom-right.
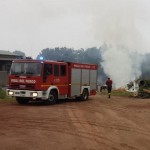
[{"x1": 0, "y1": 95, "x2": 150, "y2": 150}]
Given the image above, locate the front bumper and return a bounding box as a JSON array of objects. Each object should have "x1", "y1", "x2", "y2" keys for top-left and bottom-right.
[{"x1": 7, "y1": 89, "x2": 48, "y2": 100}]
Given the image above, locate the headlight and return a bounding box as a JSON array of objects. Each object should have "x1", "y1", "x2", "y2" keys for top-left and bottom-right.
[
  {"x1": 8, "y1": 91, "x2": 14, "y2": 95},
  {"x1": 32, "y1": 92, "x2": 38, "y2": 97}
]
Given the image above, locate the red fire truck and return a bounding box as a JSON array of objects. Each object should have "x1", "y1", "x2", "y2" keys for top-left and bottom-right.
[{"x1": 7, "y1": 59, "x2": 98, "y2": 104}]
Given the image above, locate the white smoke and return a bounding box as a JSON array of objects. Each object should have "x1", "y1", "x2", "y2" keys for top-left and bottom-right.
[{"x1": 101, "y1": 45, "x2": 142, "y2": 88}]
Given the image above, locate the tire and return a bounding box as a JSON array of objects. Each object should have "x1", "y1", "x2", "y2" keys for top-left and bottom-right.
[
  {"x1": 80, "y1": 89, "x2": 89, "y2": 101},
  {"x1": 46, "y1": 91, "x2": 58, "y2": 105},
  {"x1": 16, "y1": 97, "x2": 29, "y2": 105}
]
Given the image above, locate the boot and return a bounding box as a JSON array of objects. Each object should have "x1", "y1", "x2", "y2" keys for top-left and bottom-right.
[{"x1": 108, "y1": 93, "x2": 111, "y2": 98}]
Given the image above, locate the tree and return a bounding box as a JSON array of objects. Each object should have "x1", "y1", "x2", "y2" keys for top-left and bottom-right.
[
  {"x1": 13, "y1": 50, "x2": 26, "y2": 57},
  {"x1": 37, "y1": 47, "x2": 77, "y2": 62}
]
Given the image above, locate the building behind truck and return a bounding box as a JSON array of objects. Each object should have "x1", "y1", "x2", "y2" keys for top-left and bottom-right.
[
  {"x1": 0, "y1": 50, "x2": 22, "y2": 87},
  {"x1": 7, "y1": 59, "x2": 98, "y2": 104}
]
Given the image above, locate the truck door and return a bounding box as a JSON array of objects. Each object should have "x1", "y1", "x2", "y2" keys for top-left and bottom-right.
[
  {"x1": 43, "y1": 63, "x2": 53, "y2": 83},
  {"x1": 53, "y1": 64, "x2": 68, "y2": 95}
]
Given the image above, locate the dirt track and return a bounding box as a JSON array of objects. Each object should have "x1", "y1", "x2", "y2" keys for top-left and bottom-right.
[{"x1": 0, "y1": 95, "x2": 150, "y2": 150}]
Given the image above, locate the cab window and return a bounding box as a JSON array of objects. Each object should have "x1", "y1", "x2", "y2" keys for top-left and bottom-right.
[
  {"x1": 60, "y1": 65, "x2": 66, "y2": 76},
  {"x1": 54, "y1": 65, "x2": 59, "y2": 76},
  {"x1": 44, "y1": 64, "x2": 52, "y2": 75}
]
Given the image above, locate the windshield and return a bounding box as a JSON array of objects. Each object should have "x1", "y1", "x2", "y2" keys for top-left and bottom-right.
[{"x1": 10, "y1": 62, "x2": 42, "y2": 76}]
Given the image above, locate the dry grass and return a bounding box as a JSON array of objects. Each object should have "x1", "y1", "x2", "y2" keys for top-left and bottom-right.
[
  {"x1": 99, "y1": 88, "x2": 134, "y2": 97},
  {"x1": 0, "y1": 96, "x2": 15, "y2": 103}
]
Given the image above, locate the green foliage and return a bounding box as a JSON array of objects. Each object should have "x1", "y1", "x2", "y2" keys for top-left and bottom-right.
[
  {"x1": 0, "y1": 96, "x2": 15, "y2": 102},
  {"x1": 111, "y1": 90, "x2": 134, "y2": 97},
  {"x1": 0, "y1": 88, "x2": 6, "y2": 99},
  {"x1": 37, "y1": 47, "x2": 76, "y2": 62},
  {"x1": 37, "y1": 47, "x2": 102, "y2": 64},
  {"x1": 100, "y1": 89, "x2": 134, "y2": 97}
]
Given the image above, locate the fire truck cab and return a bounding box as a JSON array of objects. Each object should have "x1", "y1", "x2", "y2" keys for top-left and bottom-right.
[{"x1": 7, "y1": 59, "x2": 98, "y2": 104}]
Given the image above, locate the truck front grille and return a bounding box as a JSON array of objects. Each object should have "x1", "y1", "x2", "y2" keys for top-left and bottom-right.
[{"x1": 10, "y1": 84, "x2": 35, "y2": 90}]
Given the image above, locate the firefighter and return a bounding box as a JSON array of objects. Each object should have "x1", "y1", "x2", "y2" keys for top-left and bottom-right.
[{"x1": 106, "y1": 77, "x2": 113, "y2": 98}]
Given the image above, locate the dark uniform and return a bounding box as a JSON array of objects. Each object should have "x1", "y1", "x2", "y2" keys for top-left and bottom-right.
[{"x1": 106, "y1": 78, "x2": 112, "y2": 98}]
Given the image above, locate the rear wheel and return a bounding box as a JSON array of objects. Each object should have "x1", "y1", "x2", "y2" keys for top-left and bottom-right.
[
  {"x1": 16, "y1": 97, "x2": 29, "y2": 105},
  {"x1": 80, "y1": 89, "x2": 89, "y2": 101},
  {"x1": 46, "y1": 91, "x2": 58, "y2": 105}
]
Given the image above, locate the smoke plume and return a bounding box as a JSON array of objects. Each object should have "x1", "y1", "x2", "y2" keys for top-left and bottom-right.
[{"x1": 101, "y1": 45, "x2": 142, "y2": 88}]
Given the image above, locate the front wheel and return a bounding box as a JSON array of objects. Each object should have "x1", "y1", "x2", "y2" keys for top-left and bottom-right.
[
  {"x1": 80, "y1": 89, "x2": 89, "y2": 101},
  {"x1": 46, "y1": 91, "x2": 58, "y2": 105},
  {"x1": 16, "y1": 97, "x2": 29, "y2": 105}
]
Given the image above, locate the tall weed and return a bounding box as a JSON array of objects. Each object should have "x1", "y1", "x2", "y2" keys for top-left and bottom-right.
[{"x1": 0, "y1": 88, "x2": 6, "y2": 99}]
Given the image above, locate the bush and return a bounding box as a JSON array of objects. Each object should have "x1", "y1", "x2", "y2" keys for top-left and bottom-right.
[{"x1": 0, "y1": 88, "x2": 6, "y2": 99}]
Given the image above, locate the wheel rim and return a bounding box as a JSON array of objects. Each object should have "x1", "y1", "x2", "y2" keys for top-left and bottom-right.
[
  {"x1": 49, "y1": 95, "x2": 54, "y2": 101},
  {"x1": 83, "y1": 90, "x2": 88, "y2": 100},
  {"x1": 84, "y1": 93, "x2": 87, "y2": 99}
]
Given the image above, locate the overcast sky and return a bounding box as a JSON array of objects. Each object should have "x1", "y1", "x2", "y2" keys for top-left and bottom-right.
[{"x1": 0, "y1": 0, "x2": 150, "y2": 58}]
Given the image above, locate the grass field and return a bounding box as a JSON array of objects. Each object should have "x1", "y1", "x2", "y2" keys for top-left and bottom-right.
[
  {"x1": 99, "y1": 88, "x2": 134, "y2": 97},
  {"x1": 0, "y1": 96, "x2": 15, "y2": 103}
]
